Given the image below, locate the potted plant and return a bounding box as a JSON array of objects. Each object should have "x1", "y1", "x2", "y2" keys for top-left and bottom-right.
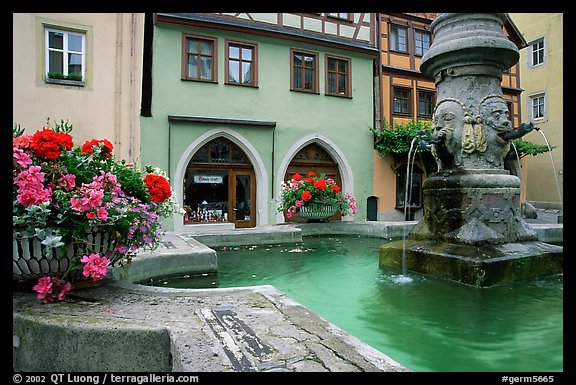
[
  {"x1": 278, "y1": 171, "x2": 357, "y2": 222},
  {"x1": 13, "y1": 120, "x2": 183, "y2": 303}
]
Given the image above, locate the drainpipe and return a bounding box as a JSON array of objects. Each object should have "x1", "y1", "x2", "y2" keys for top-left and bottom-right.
[
  {"x1": 114, "y1": 14, "x2": 123, "y2": 157},
  {"x1": 376, "y1": 13, "x2": 384, "y2": 130},
  {"x1": 128, "y1": 13, "x2": 137, "y2": 163},
  {"x1": 271, "y1": 125, "x2": 276, "y2": 200}
]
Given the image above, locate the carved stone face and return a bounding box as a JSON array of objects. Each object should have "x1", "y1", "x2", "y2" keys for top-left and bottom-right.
[
  {"x1": 481, "y1": 99, "x2": 512, "y2": 133},
  {"x1": 430, "y1": 100, "x2": 465, "y2": 170},
  {"x1": 432, "y1": 101, "x2": 464, "y2": 140}
]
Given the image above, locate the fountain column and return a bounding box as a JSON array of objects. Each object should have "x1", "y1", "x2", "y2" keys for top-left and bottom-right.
[{"x1": 379, "y1": 13, "x2": 562, "y2": 287}]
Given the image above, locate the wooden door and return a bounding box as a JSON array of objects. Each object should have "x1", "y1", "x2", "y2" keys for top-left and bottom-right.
[{"x1": 230, "y1": 170, "x2": 256, "y2": 228}]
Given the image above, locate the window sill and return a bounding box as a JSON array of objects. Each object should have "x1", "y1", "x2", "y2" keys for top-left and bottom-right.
[
  {"x1": 325, "y1": 92, "x2": 352, "y2": 99},
  {"x1": 45, "y1": 78, "x2": 85, "y2": 87},
  {"x1": 181, "y1": 78, "x2": 218, "y2": 84},
  {"x1": 224, "y1": 82, "x2": 259, "y2": 88},
  {"x1": 290, "y1": 89, "x2": 320, "y2": 95}
]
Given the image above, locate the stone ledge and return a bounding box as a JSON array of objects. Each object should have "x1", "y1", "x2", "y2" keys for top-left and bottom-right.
[{"x1": 13, "y1": 283, "x2": 409, "y2": 372}]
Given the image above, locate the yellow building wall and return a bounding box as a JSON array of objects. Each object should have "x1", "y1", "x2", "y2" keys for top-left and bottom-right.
[
  {"x1": 12, "y1": 13, "x2": 144, "y2": 163},
  {"x1": 509, "y1": 13, "x2": 563, "y2": 206}
]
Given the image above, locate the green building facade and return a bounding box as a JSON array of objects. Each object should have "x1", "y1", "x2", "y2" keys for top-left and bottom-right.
[{"x1": 140, "y1": 13, "x2": 378, "y2": 231}]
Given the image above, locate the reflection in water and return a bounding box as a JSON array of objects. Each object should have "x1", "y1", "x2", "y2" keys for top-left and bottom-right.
[{"x1": 144, "y1": 235, "x2": 563, "y2": 372}]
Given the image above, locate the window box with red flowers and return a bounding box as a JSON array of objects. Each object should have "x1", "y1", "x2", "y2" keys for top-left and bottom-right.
[
  {"x1": 12, "y1": 120, "x2": 183, "y2": 303},
  {"x1": 278, "y1": 172, "x2": 357, "y2": 222}
]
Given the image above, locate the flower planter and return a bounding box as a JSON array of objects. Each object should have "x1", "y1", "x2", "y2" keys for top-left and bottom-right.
[
  {"x1": 13, "y1": 233, "x2": 120, "y2": 283},
  {"x1": 296, "y1": 204, "x2": 338, "y2": 221}
]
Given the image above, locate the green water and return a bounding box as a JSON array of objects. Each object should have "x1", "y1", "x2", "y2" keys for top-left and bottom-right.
[{"x1": 146, "y1": 235, "x2": 563, "y2": 372}]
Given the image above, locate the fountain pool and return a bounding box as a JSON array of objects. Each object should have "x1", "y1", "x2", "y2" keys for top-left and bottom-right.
[{"x1": 143, "y1": 235, "x2": 563, "y2": 372}]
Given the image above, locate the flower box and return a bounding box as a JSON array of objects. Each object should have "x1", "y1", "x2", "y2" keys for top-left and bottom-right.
[
  {"x1": 296, "y1": 204, "x2": 338, "y2": 221},
  {"x1": 13, "y1": 120, "x2": 184, "y2": 302},
  {"x1": 278, "y1": 171, "x2": 357, "y2": 221},
  {"x1": 13, "y1": 232, "x2": 121, "y2": 283}
]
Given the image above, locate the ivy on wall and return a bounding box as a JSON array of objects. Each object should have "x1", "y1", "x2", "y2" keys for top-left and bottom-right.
[{"x1": 370, "y1": 120, "x2": 554, "y2": 160}]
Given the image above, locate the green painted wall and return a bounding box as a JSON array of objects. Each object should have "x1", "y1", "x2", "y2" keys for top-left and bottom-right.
[{"x1": 141, "y1": 23, "x2": 376, "y2": 229}]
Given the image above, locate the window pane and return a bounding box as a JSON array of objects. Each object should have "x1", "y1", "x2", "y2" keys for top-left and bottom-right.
[
  {"x1": 328, "y1": 73, "x2": 336, "y2": 93},
  {"x1": 327, "y1": 59, "x2": 336, "y2": 71},
  {"x1": 187, "y1": 55, "x2": 198, "y2": 78},
  {"x1": 390, "y1": 29, "x2": 398, "y2": 50},
  {"x1": 229, "y1": 60, "x2": 239, "y2": 82},
  {"x1": 48, "y1": 51, "x2": 64, "y2": 73},
  {"x1": 191, "y1": 145, "x2": 209, "y2": 163},
  {"x1": 293, "y1": 67, "x2": 302, "y2": 89},
  {"x1": 229, "y1": 45, "x2": 240, "y2": 59},
  {"x1": 294, "y1": 53, "x2": 302, "y2": 67},
  {"x1": 241, "y1": 62, "x2": 252, "y2": 84},
  {"x1": 48, "y1": 31, "x2": 63, "y2": 49},
  {"x1": 304, "y1": 68, "x2": 313, "y2": 90},
  {"x1": 68, "y1": 53, "x2": 82, "y2": 75},
  {"x1": 338, "y1": 61, "x2": 346, "y2": 73},
  {"x1": 241, "y1": 47, "x2": 252, "y2": 61},
  {"x1": 211, "y1": 140, "x2": 230, "y2": 163},
  {"x1": 338, "y1": 74, "x2": 346, "y2": 94},
  {"x1": 392, "y1": 27, "x2": 407, "y2": 52},
  {"x1": 304, "y1": 55, "x2": 314, "y2": 68},
  {"x1": 200, "y1": 56, "x2": 212, "y2": 80},
  {"x1": 187, "y1": 39, "x2": 198, "y2": 53},
  {"x1": 537, "y1": 49, "x2": 544, "y2": 64},
  {"x1": 200, "y1": 40, "x2": 212, "y2": 55},
  {"x1": 68, "y1": 34, "x2": 82, "y2": 52},
  {"x1": 231, "y1": 146, "x2": 247, "y2": 164}
]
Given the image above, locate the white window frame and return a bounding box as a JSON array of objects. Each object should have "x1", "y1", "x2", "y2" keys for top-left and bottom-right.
[
  {"x1": 45, "y1": 27, "x2": 86, "y2": 82},
  {"x1": 529, "y1": 92, "x2": 546, "y2": 121},
  {"x1": 529, "y1": 36, "x2": 545, "y2": 68}
]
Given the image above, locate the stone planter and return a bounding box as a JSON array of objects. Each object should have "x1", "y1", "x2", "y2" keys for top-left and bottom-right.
[
  {"x1": 297, "y1": 205, "x2": 338, "y2": 222},
  {"x1": 13, "y1": 232, "x2": 120, "y2": 283}
]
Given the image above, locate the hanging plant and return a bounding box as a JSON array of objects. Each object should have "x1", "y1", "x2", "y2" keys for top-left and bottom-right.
[
  {"x1": 511, "y1": 139, "x2": 555, "y2": 158},
  {"x1": 370, "y1": 119, "x2": 433, "y2": 157}
]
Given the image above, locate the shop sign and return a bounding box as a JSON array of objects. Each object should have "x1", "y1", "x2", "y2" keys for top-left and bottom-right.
[{"x1": 194, "y1": 175, "x2": 224, "y2": 184}]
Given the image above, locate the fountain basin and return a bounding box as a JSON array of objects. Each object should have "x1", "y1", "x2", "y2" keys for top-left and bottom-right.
[{"x1": 379, "y1": 239, "x2": 562, "y2": 287}]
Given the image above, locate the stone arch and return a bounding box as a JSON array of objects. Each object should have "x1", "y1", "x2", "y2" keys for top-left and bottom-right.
[
  {"x1": 173, "y1": 128, "x2": 269, "y2": 231},
  {"x1": 276, "y1": 133, "x2": 354, "y2": 223}
]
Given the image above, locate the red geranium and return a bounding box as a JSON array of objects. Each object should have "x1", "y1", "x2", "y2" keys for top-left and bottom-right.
[
  {"x1": 307, "y1": 171, "x2": 316, "y2": 177},
  {"x1": 301, "y1": 190, "x2": 312, "y2": 202},
  {"x1": 313, "y1": 179, "x2": 327, "y2": 190},
  {"x1": 292, "y1": 173, "x2": 302, "y2": 181},
  {"x1": 81, "y1": 139, "x2": 114, "y2": 158},
  {"x1": 30, "y1": 128, "x2": 73, "y2": 159},
  {"x1": 144, "y1": 174, "x2": 172, "y2": 203},
  {"x1": 331, "y1": 185, "x2": 341, "y2": 193}
]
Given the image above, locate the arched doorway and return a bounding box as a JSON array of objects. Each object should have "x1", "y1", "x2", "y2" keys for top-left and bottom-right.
[
  {"x1": 284, "y1": 142, "x2": 342, "y2": 221},
  {"x1": 183, "y1": 137, "x2": 256, "y2": 228}
]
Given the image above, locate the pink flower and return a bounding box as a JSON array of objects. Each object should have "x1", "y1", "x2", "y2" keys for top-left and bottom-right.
[
  {"x1": 53, "y1": 278, "x2": 71, "y2": 301},
  {"x1": 13, "y1": 148, "x2": 32, "y2": 168},
  {"x1": 70, "y1": 182, "x2": 104, "y2": 212},
  {"x1": 15, "y1": 166, "x2": 52, "y2": 207},
  {"x1": 81, "y1": 253, "x2": 111, "y2": 281},
  {"x1": 60, "y1": 174, "x2": 76, "y2": 191},
  {"x1": 295, "y1": 200, "x2": 304, "y2": 207},
  {"x1": 97, "y1": 207, "x2": 108, "y2": 221},
  {"x1": 86, "y1": 211, "x2": 96, "y2": 219},
  {"x1": 32, "y1": 276, "x2": 53, "y2": 300},
  {"x1": 31, "y1": 277, "x2": 71, "y2": 303},
  {"x1": 13, "y1": 134, "x2": 32, "y2": 149}
]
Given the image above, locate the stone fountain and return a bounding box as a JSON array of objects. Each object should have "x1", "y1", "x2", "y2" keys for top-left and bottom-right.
[{"x1": 379, "y1": 13, "x2": 563, "y2": 287}]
